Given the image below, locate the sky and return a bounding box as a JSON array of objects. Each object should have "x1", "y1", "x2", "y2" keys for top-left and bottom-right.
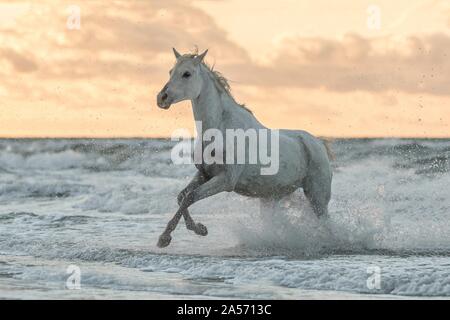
[{"x1": 0, "y1": 0, "x2": 449, "y2": 138}]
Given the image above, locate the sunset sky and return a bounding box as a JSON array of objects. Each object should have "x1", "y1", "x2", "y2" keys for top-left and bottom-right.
[{"x1": 1, "y1": 0, "x2": 449, "y2": 138}]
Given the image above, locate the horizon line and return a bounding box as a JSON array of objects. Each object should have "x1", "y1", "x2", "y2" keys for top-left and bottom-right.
[{"x1": 0, "y1": 135, "x2": 450, "y2": 140}]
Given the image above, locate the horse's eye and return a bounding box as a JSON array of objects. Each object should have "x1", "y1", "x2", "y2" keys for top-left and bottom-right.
[{"x1": 182, "y1": 71, "x2": 191, "y2": 78}]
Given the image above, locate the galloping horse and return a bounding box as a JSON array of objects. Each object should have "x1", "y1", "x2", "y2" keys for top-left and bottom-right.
[{"x1": 156, "y1": 48, "x2": 332, "y2": 248}]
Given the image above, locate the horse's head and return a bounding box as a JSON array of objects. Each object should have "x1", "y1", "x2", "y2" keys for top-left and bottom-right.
[{"x1": 157, "y1": 48, "x2": 208, "y2": 109}]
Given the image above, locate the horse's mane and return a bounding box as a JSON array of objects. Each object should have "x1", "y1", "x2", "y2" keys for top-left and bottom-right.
[{"x1": 180, "y1": 52, "x2": 252, "y2": 114}]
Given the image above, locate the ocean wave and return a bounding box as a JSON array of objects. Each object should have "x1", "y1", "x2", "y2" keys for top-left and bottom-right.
[
  {"x1": 2, "y1": 236, "x2": 449, "y2": 297},
  {"x1": 0, "y1": 181, "x2": 93, "y2": 199},
  {"x1": 74, "y1": 177, "x2": 181, "y2": 214},
  {"x1": 0, "y1": 211, "x2": 38, "y2": 221},
  {"x1": 0, "y1": 139, "x2": 177, "y2": 173}
]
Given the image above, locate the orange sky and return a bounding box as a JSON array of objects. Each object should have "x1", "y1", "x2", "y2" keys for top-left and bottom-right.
[{"x1": 1, "y1": 0, "x2": 449, "y2": 138}]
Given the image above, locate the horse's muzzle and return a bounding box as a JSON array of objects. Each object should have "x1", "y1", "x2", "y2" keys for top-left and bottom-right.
[{"x1": 157, "y1": 88, "x2": 172, "y2": 109}]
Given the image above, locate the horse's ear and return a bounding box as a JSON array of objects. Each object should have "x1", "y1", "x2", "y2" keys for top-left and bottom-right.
[
  {"x1": 172, "y1": 47, "x2": 181, "y2": 59},
  {"x1": 194, "y1": 49, "x2": 208, "y2": 65}
]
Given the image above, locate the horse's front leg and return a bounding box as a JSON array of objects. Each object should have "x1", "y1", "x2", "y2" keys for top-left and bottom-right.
[
  {"x1": 157, "y1": 173, "x2": 234, "y2": 248},
  {"x1": 156, "y1": 171, "x2": 207, "y2": 248},
  {"x1": 177, "y1": 171, "x2": 207, "y2": 205},
  {"x1": 177, "y1": 172, "x2": 208, "y2": 236}
]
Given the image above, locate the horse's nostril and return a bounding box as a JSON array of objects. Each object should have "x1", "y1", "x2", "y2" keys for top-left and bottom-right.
[{"x1": 161, "y1": 93, "x2": 168, "y2": 101}]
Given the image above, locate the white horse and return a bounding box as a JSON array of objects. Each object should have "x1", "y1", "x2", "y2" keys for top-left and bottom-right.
[{"x1": 156, "y1": 48, "x2": 333, "y2": 248}]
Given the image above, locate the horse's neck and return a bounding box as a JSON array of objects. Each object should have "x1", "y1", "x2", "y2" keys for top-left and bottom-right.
[
  {"x1": 191, "y1": 69, "x2": 262, "y2": 137},
  {"x1": 191, "y1": 71, "x2": 224, "y2": 134}
]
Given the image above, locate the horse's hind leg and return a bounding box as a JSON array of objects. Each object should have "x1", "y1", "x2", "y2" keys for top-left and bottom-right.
[{"x1": 303, "y1": 172, "x2": 331, "y2": 219}]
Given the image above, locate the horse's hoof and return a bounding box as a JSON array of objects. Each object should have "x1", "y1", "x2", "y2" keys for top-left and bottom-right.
[
  {"x1": 157, "y1": 234, "x2": 172, "y2": 248},
  {"x1": 194, "y1": 223, "x2": 208, "y2": 236}
]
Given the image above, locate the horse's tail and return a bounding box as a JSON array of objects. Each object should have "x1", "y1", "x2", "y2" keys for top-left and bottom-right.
[{"x1": 321, "y1": 138, "x2": 335, "y2": 161}]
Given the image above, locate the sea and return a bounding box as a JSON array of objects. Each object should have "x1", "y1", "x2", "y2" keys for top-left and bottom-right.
[{"x1": 0, "y1": 138, "x2": 449, "y2": 299}]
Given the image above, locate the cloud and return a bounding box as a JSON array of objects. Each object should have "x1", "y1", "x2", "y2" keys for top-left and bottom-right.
[
  {"x1": 1, "y1": 48, "x2": 37, "y2": 73},
  {"x1": 0, "y1": 0, "x2": 250, "y2": 110},
  {"x1": 2, "y1": 0, "x2": 450, "y2": 101},
  {"x1": 223, "y1": 33, "x2": 450, "y2": 95}
]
